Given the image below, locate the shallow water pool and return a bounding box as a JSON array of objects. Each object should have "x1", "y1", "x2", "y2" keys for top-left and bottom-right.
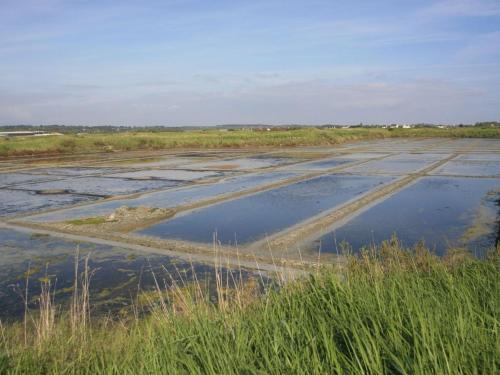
[
  {"x1": 0, "y1": 228, "x2": 256, "y2": 320},
  {"x1": 137, "y1": 174, "x2": 393, "y2": 245},
  {"x1": 15, "y1": 177, "x2": 183, "y2": 196},
  {"x1": 25, "y1": 171, "x2": 300, "y2": 222},
  {"x1": 0, "y1": 189, "x2": 99, "y2": 217},
  {"x1": 431, "y1": 160, "x2": 500, "y2": 177},
  {"x1": 308, "y1": 177, "x2": 500, "y2": 256}
]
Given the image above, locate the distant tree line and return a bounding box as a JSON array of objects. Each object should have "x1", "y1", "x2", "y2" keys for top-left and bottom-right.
[
  {"x1": 473, "y1": 121, "x2": 499, "y2": 127},
  {"x1": 0, "y1": 121, "x2": 497, "y2": 134}
]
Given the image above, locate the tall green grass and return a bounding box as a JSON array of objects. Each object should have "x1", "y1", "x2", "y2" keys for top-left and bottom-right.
[
  {"x1": 1, "y1": 242, "x2": 499, "y2": 374},
  {"x1": 1, "y1": 126, "x2": 499, "y2": 157}
]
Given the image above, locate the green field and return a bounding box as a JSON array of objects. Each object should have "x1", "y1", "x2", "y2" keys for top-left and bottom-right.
[
  {"x1": 1, "y1": 126, "x2": 499, "y2": 157},
  {"x1": 1, "y1": 242, "x2": 498, "y2": 374}
]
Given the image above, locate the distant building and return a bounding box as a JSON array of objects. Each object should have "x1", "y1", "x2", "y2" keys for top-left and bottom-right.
[{"x1": 388, "y1": 124, "x2": 413, "y2": 129}]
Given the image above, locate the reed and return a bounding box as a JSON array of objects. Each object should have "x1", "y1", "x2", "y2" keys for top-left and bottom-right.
[
  {"x1": 1, "y1": 126, "x2": 498, "y2": 157},
  {"x1": 0, "y1": 241, "x2": 498, "y2": 374}
]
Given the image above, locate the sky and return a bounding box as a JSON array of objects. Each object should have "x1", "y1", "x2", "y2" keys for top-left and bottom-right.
[{"x1": 1, "y1": 0, "x2": 500, "y2": 126}]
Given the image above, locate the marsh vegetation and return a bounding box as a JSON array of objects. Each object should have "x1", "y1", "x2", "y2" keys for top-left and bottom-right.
[
  {"x1": 1, "y1": 127, "x2": 499, "y2": 157},
  {"x1": 1, "y1": 136, "x2": 499, "y2": 374},
  {"x1": 0, "y1": 241, "x2": 498, "y2": 374}
]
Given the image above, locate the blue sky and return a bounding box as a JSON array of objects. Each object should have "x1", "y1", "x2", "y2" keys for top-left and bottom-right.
[{"x1": 1, "y1": 0, "x2": 499, "y2": 125}]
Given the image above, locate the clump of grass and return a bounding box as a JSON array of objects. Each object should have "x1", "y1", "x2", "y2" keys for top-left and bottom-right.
[
  {"x1": 65, "y1": 217, "x2": 107, "y2": 225},
  {"x1": 0, "y1": 242, "x2": 498, "y2": 374}
]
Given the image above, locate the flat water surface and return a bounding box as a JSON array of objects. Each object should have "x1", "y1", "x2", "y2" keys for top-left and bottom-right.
[
  {"x1": 137, "y1": 174, "x2": 393, "y2": 245},
  {"x1": 26, "y1": 171, "x2": 300, "y2": 222},
  {"x1": 309, "y1": 177, "x2": 500, "y2": 256},
  {"x1": 0, "y1": 190, "x2": 98, "y2": 217},
  {"x1": 0, "y1": 228, "x2": 256, "y2": 320},
  {"x1": 15, "y1": 177, "x2": 183, "y2": 196}
]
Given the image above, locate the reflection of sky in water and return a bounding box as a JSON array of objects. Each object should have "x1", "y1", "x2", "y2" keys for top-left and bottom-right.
[
  {"x1": 27, "y1": 167, "x2": 121, "y2": 176},
  {"x1": 0, "y1": 228, "x2": 250, "y2": 320},
  {"x1": 108, "y1": 169, "x2": 221, "y2": 180},
  {"x1": 342, "y1": 152, "x2": 450, "y2": 175},
  {"x1": 187, "y1": 157, "x2": 291, "y2": 170},
  {"x1": 0, "y1": 189, "x2": 98, "y2": 217},
  {"x1": 455, "y1": 154, "x2": 500, "y2": 162},
  {"x1": 138, "y1": 174, "x2": 393, "y2": 245},
  {"x1": 27, "y1": 171, "x2": 300, "y2": 222},
  {"x1": 285, "y1": 158, "x2": 353, "y2": 170},
  {"x1": 311, "y1": 177, "x2": 499, "y2": 257},
  {"x1": 0, "y1": 173, "x2": 60, "y2": 188},
  {"x1": 432, "y1": 161, "x2": 500, "y2": 177},
  {"x1": 15, "y1": 176, "x2": 182, "y2": 196},
  {"x1": 345, "y1": 159, "x2": 433, "y2": 175}
]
